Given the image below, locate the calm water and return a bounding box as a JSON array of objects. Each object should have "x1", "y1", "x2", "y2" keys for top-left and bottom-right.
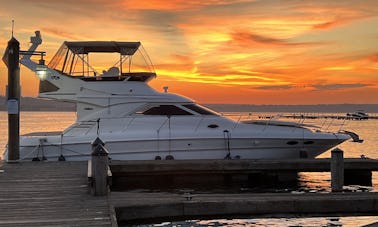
[
  {"x1": 1, "y1": 111, "x2": 378, "y2": 226},
  {"x1": 133, "y1": 217, "x2": 378, "y2": 227}
]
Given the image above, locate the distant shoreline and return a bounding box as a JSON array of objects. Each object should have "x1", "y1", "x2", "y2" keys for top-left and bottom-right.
[
  {"x1": 1, "y1": 96, "x2": 378, "y2": 113},
  {"x1": 205, "y1": 104, "x2": 378, "y2": 113}
]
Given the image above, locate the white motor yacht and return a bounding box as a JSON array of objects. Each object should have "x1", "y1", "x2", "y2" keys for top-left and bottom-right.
[{"x1": 4, "y1": 31, "x2": 353, "y2": 161}]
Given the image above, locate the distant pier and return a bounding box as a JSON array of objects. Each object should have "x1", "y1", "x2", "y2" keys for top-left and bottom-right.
[{"x1": 257, "y1": 113, "x2": 378, "y2": 120}]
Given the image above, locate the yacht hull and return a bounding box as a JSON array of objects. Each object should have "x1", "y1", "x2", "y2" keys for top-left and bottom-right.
[{"x1": 10, "y1": 136, "x2": 346, "y2": 161}]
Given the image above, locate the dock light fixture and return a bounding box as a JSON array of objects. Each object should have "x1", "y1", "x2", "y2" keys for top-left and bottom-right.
[
  {"x1": 19, "y1": 50, "x2": 47, "y2": 80},
  {"x1": 36, "y1": 57, "x2": 47, "y2": 80}
]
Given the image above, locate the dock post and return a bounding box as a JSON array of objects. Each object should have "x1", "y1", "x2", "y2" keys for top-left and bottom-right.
[
  {"x1": 3, "y1": 37, "x2": 21, "y2": 162},
  {"x1": 91, "y1": 143, "x2": 109, "y2": 196},
  {"x1": 331, "y1": 148, "x2": 344, "y2": 192}
]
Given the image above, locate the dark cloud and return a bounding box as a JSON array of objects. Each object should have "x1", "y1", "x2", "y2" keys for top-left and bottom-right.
[
  {"x1": 252, "y1": 83, "x2": 373, "y2": 91},
  {"x1": 230, "y1": 31, "x2": 323, "y2": 47},
  {"x1": 253, "y1": 85, "x2": 294, "y2": 90},
  {"x1": 137, "y1": 10, "x2": 181, "y2": 32},
  {"x1": 312, "y1": 83, "x2": 371, "y2": 91},
  {"x1": 313, "y1": 21, "x2": 341, "y2": 30}
]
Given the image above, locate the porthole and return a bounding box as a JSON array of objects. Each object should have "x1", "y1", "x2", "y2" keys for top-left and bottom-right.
[
  {"x1": 165, "y1": 155, "x2": 174, "y2": 160},
  {"x1": 207, "y1": 124, "x2": 219, "y2": 128},
  {"x1": 287, "y1": 141, "x2": 299, "y2": 145},
  {"x1": 304, "y1": 141, "x2": 314, "y2": 145}
]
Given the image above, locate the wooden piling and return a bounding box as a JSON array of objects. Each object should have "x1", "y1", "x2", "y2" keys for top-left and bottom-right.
[
  {"x1": 4, "y1": 37, "x2": 21, "y2": 162},
  {"x1": 91, "y1": 144, "x2": 109, "y2": 196},
  {"x1": 331, "y1": 148, "x2": 344, "y2": 192}
]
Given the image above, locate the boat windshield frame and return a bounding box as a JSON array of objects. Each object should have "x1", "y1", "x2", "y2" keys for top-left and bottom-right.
[{"x1": 48, "y1": 41, "x2": 156, "y2": 82}]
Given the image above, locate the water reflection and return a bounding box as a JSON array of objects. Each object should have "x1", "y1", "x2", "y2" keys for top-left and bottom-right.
[
  {"x1": 129, "y1": 216, "x2": 378, "y2": 227},
  {"x1": 298, "y1": 172, "x2": 330, "y2": 192}
]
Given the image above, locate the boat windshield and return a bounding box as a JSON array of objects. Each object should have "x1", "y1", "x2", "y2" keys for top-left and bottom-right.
[{"x1": 48, "y1": 41, "x2": 156, "y2": 82}]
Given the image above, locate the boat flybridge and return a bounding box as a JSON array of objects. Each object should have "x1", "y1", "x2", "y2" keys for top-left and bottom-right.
[{"x1": 4, "y1": 31, "x2": 354, "y2": 161}]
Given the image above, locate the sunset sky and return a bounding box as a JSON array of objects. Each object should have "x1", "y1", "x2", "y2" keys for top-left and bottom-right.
[{"x1": 0, "y1": 0, "x2": 377, "y2": 104}]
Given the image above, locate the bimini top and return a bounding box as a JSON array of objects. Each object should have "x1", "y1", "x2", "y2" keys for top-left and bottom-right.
[
  {"x1": 48, "y1": 41, "x2": 156, "y2": 82},
  {"x1": 64, "y1": 41, "x2": 141, "y2": 55}
]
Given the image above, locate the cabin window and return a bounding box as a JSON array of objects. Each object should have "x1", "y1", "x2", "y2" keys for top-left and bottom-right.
[
  {"x1": 142, "y1": 105, "x2": 193, "y2": 115},
  {"x1": 183, "y1": 104, "x2": 216, "y2": 115}
]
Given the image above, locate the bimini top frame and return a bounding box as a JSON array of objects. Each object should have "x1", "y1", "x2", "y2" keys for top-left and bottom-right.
[
  {"x1": 48, "y1": 41, "x2": 156, "y2": 82},
  {"x1": 63, "y1": 41, "x2": 141, "y2": 54}
]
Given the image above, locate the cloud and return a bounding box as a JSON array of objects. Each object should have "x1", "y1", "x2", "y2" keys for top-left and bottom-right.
[
  {"x1": 230, "y1": 31, "x2": 323, "y2": 47},
  {"x1": 313, "y1": 20, "x2": 343, "y2": 30},
  {"x1": 154, "y1": 54, "x2": 196, "y2": 72},
  {"x1": 253, "y1": 85, "x2": 295, "y2": 90},
  {"x1": 116, "y1": 0, "x2": 252, "y2": 11},
  {"x1": 41, "y1": 27, "x2": 82, "y2": 40},
  {"x1": 368, "y1": 54, "x2": 378, "y2": 62},
  {"x1": 312, "y1": 83, "x2": 371, "y2": 91}
]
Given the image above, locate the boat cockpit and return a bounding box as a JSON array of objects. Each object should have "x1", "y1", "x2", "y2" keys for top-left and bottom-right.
[{"x1": 48, "y1": 41, "x2": 156, "y2": 82}]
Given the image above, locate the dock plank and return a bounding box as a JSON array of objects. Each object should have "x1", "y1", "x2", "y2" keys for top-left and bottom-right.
[{"x1": 0, "y1": 161, "x2": 114, "y2": 227}]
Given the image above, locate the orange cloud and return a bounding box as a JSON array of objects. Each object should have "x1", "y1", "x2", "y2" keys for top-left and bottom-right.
[
  {"x1": 313, "y1": 20, "x2": 343, "y2": 30},
  {"x1": 117, "y1": 0, "x2": 250, "y2": 11},
  {"x1": 368, "y1": 54, "x2": 378, "y2": 62},
  {"x1": 230, "y1": 31, "x2": 324, "y2": 48},
  {"x1": 41, "y1": 27, "x2": 82, "y2": 40}
]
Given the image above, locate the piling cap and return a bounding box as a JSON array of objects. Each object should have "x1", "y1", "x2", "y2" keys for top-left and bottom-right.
[
  {"x1": 8, "y1": 37, "x2": 20, "y2": 45},
  {"x1": 331, "y1": 147, "x2": 343, "y2": 153},
  {"x1": 91, "y1": 137, "x2": 105, "y2": 148},
  {"x1": 91, "y1": 144, "x2": 109, "y2": 156}
]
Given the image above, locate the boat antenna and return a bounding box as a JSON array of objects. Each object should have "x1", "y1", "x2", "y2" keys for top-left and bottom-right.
[
  {"x1": 97, "y1": 118, "x2": 100, "y2": 136},
  {"x1": 11, "y1": 19, "x2": 14, "y2": 37}
]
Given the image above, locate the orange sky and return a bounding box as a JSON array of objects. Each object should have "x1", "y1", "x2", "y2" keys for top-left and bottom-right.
[{"x1": 0, "y1": 0, "x2": 378, "y2": 104}]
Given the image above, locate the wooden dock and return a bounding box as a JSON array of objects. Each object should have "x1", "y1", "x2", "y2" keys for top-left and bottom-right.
[
  {"x1": 113, "y1": 191, "x2": 378, "y2": 224},
  {"x1": 110, "y1": 158, "x2": 378, "y2": 173},
  {"x1": 1, "y1": 158, "x2": 378, "y2": 226},
  {"x1": 0, "y1": 161, "x2": 116, "y2": 227},
  {"x1": 109, "y1": 157, "x2": 378, "y2": 224}
]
